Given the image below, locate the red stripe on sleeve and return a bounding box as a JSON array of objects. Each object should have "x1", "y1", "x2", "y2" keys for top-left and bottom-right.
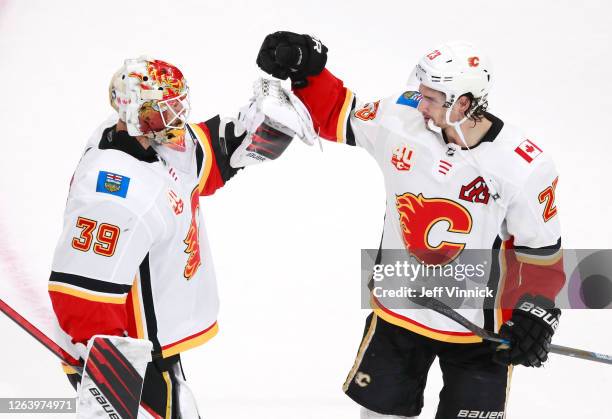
[
  {"x1": 196, "y1": 122, "x2": 225, "y2": 196},
  {"x1": 293, "y1": 69, "x2": 350, "y2": 142},
  {"x1": 499, "y1": 240, "x2": 565, "y2": 320},
  {"x1": 49, "y1": 291, "x2": 128, "y2": 345}
]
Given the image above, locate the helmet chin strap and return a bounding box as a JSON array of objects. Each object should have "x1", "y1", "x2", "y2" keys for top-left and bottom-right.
[
  {"x1": 442, "y1": 103, "x2": 503, "y2": 203},
  {"x1": 426, "y1": 118, "x2": 442, "y2": 133}
]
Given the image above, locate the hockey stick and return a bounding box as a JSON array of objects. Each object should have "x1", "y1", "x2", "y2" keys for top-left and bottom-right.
[
  {"x1": 0, "y1": 297, "x2": 83, "y2": 372},
  {"x1": 410, "y1": 295, "x2": 612, "y2": 365},
  {"x1": 0, "y1": 208, "x2": 158, "y2": 415},
  {"x1": 0, "y1": 298, "x2": 164, "y2": 417}
]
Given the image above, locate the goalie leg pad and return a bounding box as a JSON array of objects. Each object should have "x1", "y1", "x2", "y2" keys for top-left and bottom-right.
[
  {"x1": 77, "y1": 335, "x2": 152, "y2": 419},
  {"x1": 138, "y1": 355, "x2": 201, "y2": 418},
  {"x1": 171, "y1": 362, "x2": 201, "y2": 418}
]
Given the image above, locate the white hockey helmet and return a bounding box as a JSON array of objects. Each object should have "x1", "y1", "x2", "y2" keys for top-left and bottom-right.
[
  {"x1": 414, "y1": 41, "x2": 492, "y2": 119},
  {"x1": 109, "y1": 57, "x2": 190, "y2": 150}
]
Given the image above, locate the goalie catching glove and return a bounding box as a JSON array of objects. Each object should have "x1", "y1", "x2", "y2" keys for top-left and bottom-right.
[
  {"x1": 494, "y1": 294, "x2": 561, "y2": 367},
  {"x1": 228, "y1": 78, "x2": 317, "y2": 168}
]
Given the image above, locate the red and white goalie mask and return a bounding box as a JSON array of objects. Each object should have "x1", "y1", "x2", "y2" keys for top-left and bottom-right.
[{"x1": 109, "y1": 57, "x2": 191, "y2": 151}]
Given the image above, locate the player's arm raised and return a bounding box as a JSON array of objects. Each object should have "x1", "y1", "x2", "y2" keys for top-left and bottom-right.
[
  {"x1": 191, "y1": 80, "x2": 316, "y2": 195},
  {"x1": 257, "y1": 31, "x2": 381, "y2": 154},
  {"x1": 187, "y1": 118, "x2": 244, "y2": 196}
]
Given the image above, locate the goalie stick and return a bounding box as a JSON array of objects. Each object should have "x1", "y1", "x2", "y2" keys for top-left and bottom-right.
[
  {"x1": 0, "y1": 199, "x2": 161, "y2": 419},
  {"x1": 0, "y1": 297, "x2": 82, "y2": 371},
  {"x1": 0, "y1": 298, "x2": 164, "y2": 418},
  {"x1": 410, "y1": 295, "x2": 612, "y2": 365}
]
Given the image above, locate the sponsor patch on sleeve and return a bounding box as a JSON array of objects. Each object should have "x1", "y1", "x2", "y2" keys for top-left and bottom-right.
[
  {"x1": 396, "y1": 91, "x2": 422, "y2": 108},
  {"x1": 96, "y1": 171, "x2": 130, "y2": 198}
]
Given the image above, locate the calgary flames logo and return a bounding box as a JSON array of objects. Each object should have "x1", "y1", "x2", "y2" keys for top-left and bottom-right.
[
  {"x1": 183, "y1": 187, "x2": 201, "y2": 279},
  {"x1": 396, "y1": 193, "x2": 472, "y2": 265}
]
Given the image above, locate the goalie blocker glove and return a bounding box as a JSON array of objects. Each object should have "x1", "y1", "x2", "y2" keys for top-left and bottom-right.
[
  {"x1": 494, "y1": 294, "x2": 561, "y2": 367},
  {"x1": 256, "y1": 31, "x2": 328, "y2": 87}
]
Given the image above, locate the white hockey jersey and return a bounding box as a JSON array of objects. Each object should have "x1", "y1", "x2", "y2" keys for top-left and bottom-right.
[
  {"x1": 49, "y1": 115, "x2": 233, "y2": 358},
  {"x1": 294, "y1": 70, "x2": 565, "y2": 342}
]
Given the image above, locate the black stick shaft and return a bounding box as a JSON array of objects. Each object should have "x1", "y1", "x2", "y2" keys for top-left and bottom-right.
[{"x1": 410, "y1": 295, "x2": 612, "y2": 365}]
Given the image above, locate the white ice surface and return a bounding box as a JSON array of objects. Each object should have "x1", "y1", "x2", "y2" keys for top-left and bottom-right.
[{"x1": 0, "y1": 1, "x2": 611, "y2": 418}]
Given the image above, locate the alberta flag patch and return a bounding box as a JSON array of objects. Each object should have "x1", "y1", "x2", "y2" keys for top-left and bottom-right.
[
  {"x1": 96, "y1": 171, "x2": 130, "y2": 198},
  {"x1": 396, "y1": 91, "x2": 422, "y2": 108}
]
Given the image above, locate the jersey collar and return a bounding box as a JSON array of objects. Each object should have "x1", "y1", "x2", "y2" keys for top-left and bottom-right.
[
  {"x1": 441, "y1": 112, "x2": 504, "y2": 150},
  {"x1": 99, "y1": 126, "x2": 159, "y2": 163}
]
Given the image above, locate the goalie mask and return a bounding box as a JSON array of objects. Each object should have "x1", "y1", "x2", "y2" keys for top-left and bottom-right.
[
  {"x1": 109, "y1": 57, "x2": 190, "y2": 151},
  {"x1": 413, "y1": 41, "x2": 492, "y2": 125}
]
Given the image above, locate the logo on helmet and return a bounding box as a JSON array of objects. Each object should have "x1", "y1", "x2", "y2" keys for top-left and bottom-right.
[
  {"x1": 468, "y1": 56, "x2": 480, "y2": 67},
  {"x1": 427, "y1": 50, "x2": 441, "y2": 60},
  {"x1": 145, "y1": 60, "x2": 186, "y2": 99},
  {"x1": 128, "y1": 60, "x2": 186, "y2": 99}
]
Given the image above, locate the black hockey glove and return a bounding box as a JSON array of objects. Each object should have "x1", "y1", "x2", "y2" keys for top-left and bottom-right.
[
  {"x1": 256, "y1": 31, "x2": 328, "y2": 87},
  {"x1": 494, "y1": 294, "x2": 561, "y2": 367}
]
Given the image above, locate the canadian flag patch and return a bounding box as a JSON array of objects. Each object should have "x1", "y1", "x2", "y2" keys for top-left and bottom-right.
[{"x1": 514, "y1": 139, "x2": 542, "y2": 163}]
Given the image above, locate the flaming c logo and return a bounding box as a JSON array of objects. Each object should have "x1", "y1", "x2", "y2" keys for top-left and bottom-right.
[
  {"x1": 396, "y1": 193, "x2": 472, "y2": 265},
  {"x1": 183, "y1": 187, "x2": 201, "y2": 279},
  {"x1": 468, "y1": 56, "x2": 480, "y2": 67}
]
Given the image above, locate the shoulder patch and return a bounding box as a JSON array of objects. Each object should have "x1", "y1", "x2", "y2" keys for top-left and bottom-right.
[
  {"x1": 354, "y1": 101, "x2": 380, "y2": 121},
  {"x1": 96, "y1": 171, "x2": 130, "y2": 198},
  {"x1": 396, "y1": 91, "x2": 422, "y2": 108},
  {"x1": 514, "y1": 139, "x2": 543, "y2": 163}
]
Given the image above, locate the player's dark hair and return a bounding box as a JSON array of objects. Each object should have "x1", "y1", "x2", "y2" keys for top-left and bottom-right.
[{"x1": 461, "y1": 93, "x2": 488, "y2": 123}]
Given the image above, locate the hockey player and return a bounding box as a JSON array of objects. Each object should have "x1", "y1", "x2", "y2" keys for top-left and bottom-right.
[
  {"x1": 257, "y1": 33, "x2": 565, "y2": 418},
  {"x1": 48, "y1": 57, "x2": 312, "y2": 418}
]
